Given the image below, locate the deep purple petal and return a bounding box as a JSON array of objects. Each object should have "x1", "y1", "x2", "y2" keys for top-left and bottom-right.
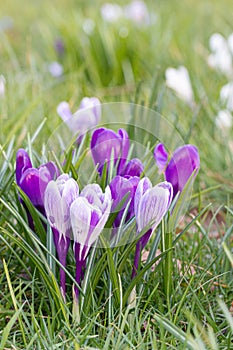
[
  {"x1": 154, "y1": 143, "x2": 168, "y2": 173},
  {"x1": 121, "y1": 158, "x2": 144, "y2": 177},
  {"x1": 165, "y1": 144, "x2": 200, "y2": 198},
  {"x1": 117, "y1": 128, "x2": 130, "y2": 174},
  {"x1": 19, "y1": 168, "x2": 44, "y2": 206},
  {"x1": 16, "y1": 149, "x2": 32, "y2": 185}
]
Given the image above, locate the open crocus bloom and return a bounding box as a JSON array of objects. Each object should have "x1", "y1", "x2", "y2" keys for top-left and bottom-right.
[
  {"x1": 132, "y1": 178, "x2": 173, "y2": 278},
  {"x1": 16, "y1": 149, "x2": 59, "y2": 215},
  {"x1": 165, "y1": 66, "x2": 194, "y2": 105},
  {"x1": 91, "y1": 127, "x2": 129, "y2": 175},
  {"x1": 70, "y1": 184, "x2": 112, "y2": 297},
  {"x1": 44, "y1": 174, "x2": 79, "y2": 299},
  {"x1": 57, "y1": 97, "x2": 101, "y2": 137}
]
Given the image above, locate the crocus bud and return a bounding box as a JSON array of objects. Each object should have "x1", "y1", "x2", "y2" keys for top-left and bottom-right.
[
  {"x1": 44, "y1": 174, "x2": 79, "y2": 299},
  {"x1": 91, "y1": 127, "x2": 129, "y2": 175},
  {"x1": 16, "y1": 149, "x2": 59, "y2": 215},
  {"x1": 109, "y1": 175, "x2": 140, "y2": 228},
  {"x1": 70, "y1": 184, "x2": 112, "y2": 298},
  {"x1": 132, "y1": 178, "x2": 173, "y2": 278},
  {"x1": 120, "y1": 158, "x2": 144, "y2": 177},
  {"x1": 165, "y1": 145, "x2": 200, "y2": 199}
]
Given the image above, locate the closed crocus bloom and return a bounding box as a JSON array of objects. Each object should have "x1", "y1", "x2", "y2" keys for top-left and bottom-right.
[
  {"x1": 165, "y1": 145, "x2": 200, "y2": 199},
  {"x1": 70, "y1": 184, "x2": 112, "y2": 297},
  {"x1": 16, "y1": 149, "x2": 59, "y2": 215},
  {"x1": 91, "y1": 127, "x2": 129, "y2": 175},
  {"x1": 44, "y1": 174, "x2": 79, "y2": 299},
  {"x1": 154, "y1": 143, "x2": 168, "y2": 173},
  {"x1": 132, "y1": 178, "x2": 173, "y2": 278},
  {"x1": 120, "y1": 158, "x2": 144, "y2": 177},
  {"x1": 109, "y1": 175, "x2": 140, "y2": 228},
  {"x1": 57, "y1": 97, "x2": 101, "y2": 137},
  {"x1": 220, "y1": 82, "x2": 233, "y2": 112}
]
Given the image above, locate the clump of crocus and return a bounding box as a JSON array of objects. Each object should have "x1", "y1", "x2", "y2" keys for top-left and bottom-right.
[
  {"x1": 57, "y1": 97, "x2": 101, "y2": 139},
  {"x1": 91, "y1": 127, "x2": 144, "y2": 177},
  {"x1": 16, "y1": 149, "x2": 60, "y2": 226},
  {"x1": 154, "y1": 143, "x2": 200, "y2": 200},
  {"x1": 70, "y1": 184, "x2": 112, "y2": 300},
  {"x1": 44, "y1": 174, "x2": 79, "y2": 300},
  {"x1": 109, "y1": 175, "x2": 140, "y2": 229},
  {"x1": 132, "y1": 178, "x2": 173, "y2": 278}
]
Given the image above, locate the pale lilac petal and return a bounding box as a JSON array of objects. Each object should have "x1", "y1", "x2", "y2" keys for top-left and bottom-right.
[
  {"x1": 57, "y1": 101, "x2": 73, "y2": 123},
  {"x1": 134, "y1": 177, "x2": 152, "y2": 220},
  {"x1": 137, "y1": 184, "x2": 171, "y2": 232},
  {"x1": 44, "y1": 181, "x2": 63, "y2": 231},
  {"x1": 70, "y1": 197, "x2": 92, "y2": 260}
]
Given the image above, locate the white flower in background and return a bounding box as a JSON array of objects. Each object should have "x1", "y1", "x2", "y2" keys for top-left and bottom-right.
[
  {"x1": 101, "y1": 3, "x2": 123, "y2": 22},
  {"x1": 165, "y1": 66, "x2": 194, "y2": 104},
  {"x1": 48, "y1": 61, "x2": 63, "y2": 77},
  {"x1": 228, "y1": 33, "x2": 233, "y2": 56},
  {"x1": 0, "y1": 75, "x2": 6, "y2": 97},
  {"x1": 208, "y1": 33, "x2": 233, "y2": 76},
  {"x1": 220, "y1": 82, "x2": 233, "y2": 111},
  {"x1": 82, "y1": 18, "x2": 95, "y2": 35},
  {"x1": 215, "y1": 110, "x2": 233, "y2": 130},
  {"x1": 124, "y1": 0, "x2": 150, "y2": 25}
]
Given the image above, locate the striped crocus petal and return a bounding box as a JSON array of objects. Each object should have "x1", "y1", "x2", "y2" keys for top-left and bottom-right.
[
  {"x1": 134, "y1": 177, "x2": 152, "y2": 220},
  {"x1": 136, "y1": 181, "x2": 172, "y2": 233}
]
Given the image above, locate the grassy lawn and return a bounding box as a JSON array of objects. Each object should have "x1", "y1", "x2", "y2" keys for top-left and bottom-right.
[{"x1": 0, "y1": 0, "x2": 233, "y2": 349}]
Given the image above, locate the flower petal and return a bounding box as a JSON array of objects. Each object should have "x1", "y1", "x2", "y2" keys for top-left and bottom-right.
[{"x1": 134, "y1": 177, "x2": 152, "y2": 220}]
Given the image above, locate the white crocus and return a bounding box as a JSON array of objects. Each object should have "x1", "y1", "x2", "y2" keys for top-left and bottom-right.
[{"x1": 165, "y1": 66, "x2": 194, "y2": 104}]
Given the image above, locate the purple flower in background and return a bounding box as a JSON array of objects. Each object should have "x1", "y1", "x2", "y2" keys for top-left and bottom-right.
[
  {"x1": 91, "y1": 127, "x2": 129, "y2": 175},
  {"x1": 16, "y1": 149, "x2": 60, "y2": 218},
  {"x1": 153, "y1": 143, "x2": 168, "y2": 173},
  {"x1": 70, "y1": 184, "x2": 112, "y2": 298},
  {"x1": 57, "y1": 97, "x2": 101, "y2": 138},
  {"x1": 132, "y1": 178, "x2": 173, "y2": 278},
  {"x1": 54, "y1": 38, "x2": 65, "y2": 56},
  {"x1": 44, "y1": 174, "x2": 79, "y2": 300},
  {"x1": 48, "y1": 61, "x2": 63, "y2": 77},
  {"x1": 109, "y1": 175, "x2": 140, "y2": 228},
  {"x1": 154, "y1": 143, "x2": 200, "y2": 199}
]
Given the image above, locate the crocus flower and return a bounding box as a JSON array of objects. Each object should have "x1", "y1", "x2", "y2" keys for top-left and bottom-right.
[
  {"x1": 124, "y1": 0, "x2": 150, "y2": 25},
  {"x1": 120, "y1": 158, "x2": 144, "y2": 177},
  {"x1": 109, "y1": 175, "x2": 140, "y2": 228},
  {"x1": 54, "y1": 38, "x2": 65, "y2": 56},
  {"x1": 44, "y1": 174, "x2": 79, "y2": 300},
  {"x1": 48, "y1": 61, "x2": 63, "y2": 77},
  {"x1": 70, "y1": 184, "x2": 112, "y2": 297},
  {"x1": 165, "y1": 66, "x2": 194, "y2": 105},
  {"x1": 132, "y1": 178, "x2": 173, "y2": 278},
  {"x1": 228, "y1": 33, "x2": 233, "y2": 56},
  {"x1": 154, "y1": 144, "x2": 200, "y2": 200},
  {"x1": 220, "y1": 82, "x2": 233, "y2": 112},
  {"x1": 215, "y1": 110, "x2": 233, "y2": 131},
  {"x1": 16, "y1": 149, "x2": 60, "y2": 218},
  {"x1": 208, "y1": 33, "x2": 233, "y2": 76},
  {"x1": 57, "y1": 97, "x2": 101, "y2": 137},
  {"x1": 101, "y1": 3, "x2": 123, "y2": 22},
  {"x1": 91, "y1": 127, "x2": 129, "y2": 175}
]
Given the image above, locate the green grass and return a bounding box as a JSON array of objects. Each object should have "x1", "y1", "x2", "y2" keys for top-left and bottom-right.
[{"x1": 0, "y1": 0, "x2": 233, "y2": 348}]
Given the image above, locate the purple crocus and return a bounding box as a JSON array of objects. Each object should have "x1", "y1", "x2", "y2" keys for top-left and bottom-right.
[
  {"x1": 16, "y1": 149, "x2": 59, "y2": 219},
  {"x1": 154, "y1": 143, "x2": 200, "y2": 199},
  {"x1": 57, "y1": 97, "x2": 101, "y2": 138},
  {"x1": 70, "y1": 184, "x2": 112, "y2": 299},
  {"x1": 44, "y1": 174, "x2": 79, "y2": 300},
  {"x1": 132, "y1": 178, "x2": 173, "y2": 278},
  {"x1": 120, "y1": 157, "x2": 144, "y2": 177},
  {"x1": 91, "y1": 127, "x2": 130, "y2": 175},
  {"x1": 109, "y1": 175, "x2": 140, "y2": 228}
]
